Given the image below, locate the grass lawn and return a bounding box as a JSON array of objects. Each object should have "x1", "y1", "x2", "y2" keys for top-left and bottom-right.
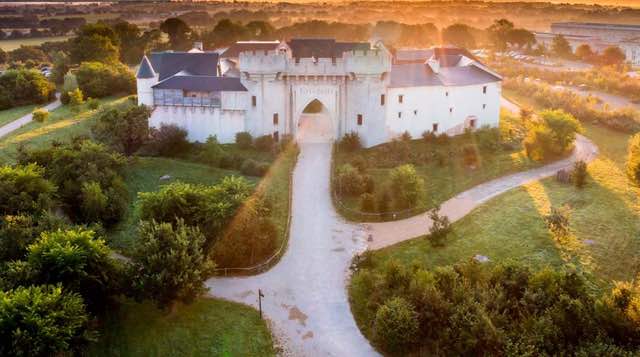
[
  {"x1": 334, "y1": 111, "x2": 538, "y2": 222},
  {"x1": 0, "y1": 36, "x2": 72, "y2": 51},
  {"x1": 0, "y1": 104, "x2": 38, "y2": 127},
  {"x1": 0, "y1": 96, "x2": 128, "y2": 164},
  {"x1": 88, "y1": 298, "x2": 275, "y2": 357}
]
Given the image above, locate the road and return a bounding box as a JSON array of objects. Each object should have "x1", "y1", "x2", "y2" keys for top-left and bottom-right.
[{"x1": 0, "y1": 95, "x2": 61, "y2": 139}]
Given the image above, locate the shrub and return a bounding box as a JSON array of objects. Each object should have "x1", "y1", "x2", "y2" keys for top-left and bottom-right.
[
  {"x1": 0, "y1": 213, "x2": 67, "y2": 262},
  {"x1": 138, "y1": 177, "x2": 252, "y2": 250},
  {"x1": 212, "y1": 199, "x2": 278, "y2": 268},
  {"x1": 335, "y1": 164, "x2": 365, "y2": 196},
  {"x1": 31, "y1": 108, "x2": 49, "y2": 123},
  {"x1": 373, "y1": 297, "x2": 419, "y2": 352},
  {"x1": 427, "y1": 206, "x2": 452, "y2": 247},
  {"x1": 0, "y1": 164, "x2": 56, "y2": 216},
  {"x1": 142, "y1": 124, "x2": 190, "y2": 157},
  {"x1": 254, "y1": 134, "x2": 275, "y2": 152},
  {"x1": 339, "y1": 132, "x2": 362, "y2": 152},
  {"x1": 377, "y1": 189, "x2": 391, "y2": 214},
  {"x1": 544, "y1": 206, "x2": 570, "y2": 236},
  {"x1": 350, "y1": 155, "x2": 368, "y2": 173},
  {"x1": 131, "y1": 219, "x2": 215, "y2": 309},
  {"x1": 360, "y1": 192, "x2": 376, "y2": 213},
  {"x1": 235, "y1": 131, "x2": 253, "y2": 149},
  {"x1": 572, "y1": 160, "x2": 588, "y2": 188},
  {"x1": 475, "y1": 126, "x2": 501, "y2": 152},
  {"x1": 389, "y1": 164, "x2": 424, "y2": 210},
  {"x1": 92, "y1": 103, "x2": 150, "y2": 155},
  {"x1": 0, "y1": 69, "x2": 55, "y2": 110},
  {"x1": 400, "y1": 131, "x2": 412, "y2": 142},
  {"x1": 524, "y1": 109, "x2": 582, "y2": 161},
  {"x1": 627, "y1": 133, "x2": 640, "y2": 186},
  {"x1": 422, "y1": 130, "x2": 437, "y2": 143},
  {"x1": 68, "y1": 88, "x2": 84, "y2": 106},
  {"x1": 436, "y1": 133, "x2": 450, "y2": 145},
  {"x1": 75, "y1": 61, "x2": 135, "y2": 98},
  {"x1": 0, "y1": 285, "x2": 92, "y2": 356},
  {"x1": 87, "y1": 97, "x2": 100, "y2": 110},
  {"x1": 17, "y1": 139, "x2": 128, "y2": 226},
  {"x1": 240, "y1": 159, "x2": 270, "y2": 177},
  {"x1": 194, "y1": 136, "x2": 224, "y2": 166},
  {"x1": 462, "y1": 145, "x2": 479, "y2": 166}
]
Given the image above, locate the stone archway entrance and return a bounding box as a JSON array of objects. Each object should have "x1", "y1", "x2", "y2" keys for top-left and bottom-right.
[{"x1": 296, "y1": 99, "x2": 335, "y2": 143}]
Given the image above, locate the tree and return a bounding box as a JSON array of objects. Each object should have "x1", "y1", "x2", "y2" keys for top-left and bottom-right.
[
  {"x1": 12, "y1": 228, "x2": 123, "y2": 312},
  {"x1": 575, "y1": 44, "x2": 594, "y2": 60},
  {"x1": 203, "y1": 19, "x2": 249, "y2": 48},
  {"x1": 0, "y1": 285, "x2": 92, "y2": 356},
  {"x1": 8, "y1": 45, "x2": 47, "y2": 63},
  {"x1": 245, "y1": 21, "x2": 275, "y2": 39},
  {"x1": 552, "y1": 35, "x2": 573, "y2": 58},
  {"x1": 160, "y1": 18, "x2": 192, "y2": 50},
  {"x1": 92, "y1": 103, "x2": 151, "y2": 155},
  {"x1": 69, "y1": 23, "x2": 120, "y2": 64},
  {"x1": 0, "y1": 48, "x2": 6, "y2": 64},
  {"x1": 524, "y1": 109, "x2": 582, "y2": 161},
  {"x1": 0, "y1": 69, "x2": 55, "y2": 110},
  {"x1": 427, "y1": 206, "x2": 452, "y2": 247},
  {"x1": 131, "y1": 219, "x2": 215, "y2": 309},
  {"x1": 572, "y1": 160, "x2": 588, "y2": 188},
  {"x1": 442, "y1": 23, "x2": 476, "y2": 49},
  {"x1": 390, "y1": 164, "x2": 424, "y2": 209},
  {"x1": 506, "y1": 28, "x2": 536, "y2": 49},
  {"x1": 627, "y1": 133, "x2": 640, "y2": 186},
  {"x1": 0, "y1": 164, "x2": 56, "y2": 216},
  {"x1": 0, "y1": 213, "x2": 67, "y2": 263},
  {"x1": 75, "y1": 61, "x2": 135, "y2": 98},
  {"x1": 142, "y1": 124, "x2": 191, "y2": 157},
  {"x1": 487, "y1": 18, "x2": 514, "y2": 50},
  {"x1": 600, "y1": 46, "x2": 626, "y2": 66},
  {"x1": 373, "y1": 297, "x2": 419, "y2": 352}
]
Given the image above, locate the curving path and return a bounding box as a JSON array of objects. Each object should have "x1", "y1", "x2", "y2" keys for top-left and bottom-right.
[
  {"x1": 206, "y1": 107, "x2": 599, "y2": 356},
  {"x1": 0, "y1": 94, "x2": 61, "y2": 139}
]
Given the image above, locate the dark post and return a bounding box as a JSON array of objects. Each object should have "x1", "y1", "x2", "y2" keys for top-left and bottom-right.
[{"x1": 258, "y1": 289, "x2": 264, "y2": 319}]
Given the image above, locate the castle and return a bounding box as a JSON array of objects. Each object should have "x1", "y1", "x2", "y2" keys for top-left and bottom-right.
[{"x1": 136, "y1": 39, "x2": 502, "y2": 147}]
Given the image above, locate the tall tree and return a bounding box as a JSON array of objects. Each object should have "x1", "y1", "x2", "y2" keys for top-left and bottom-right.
[
  {"x1": 487, "y1": 18, "x2": 514, "y2": 50},
  {"x1": 160, "y1": 17, "x2": 192, "y2": 50},
  {"x1": 442, "y1": 23, "x2": 476, "y2": 49},
  {"x1": 552, "y1": 35, "x2": 573, "y2": 58},
  {"x1": 600, "y1": 46, "x2": 626, "y2": 66},
  {"x1": 69, "y1": 23, "x2": 120, "y2": 64},
  {"x1": 506, "y1": 28, "x2": 536, "y2": 49},
  {"x1": 575, "y1": 44, "x2": 594, "y2": 60}
]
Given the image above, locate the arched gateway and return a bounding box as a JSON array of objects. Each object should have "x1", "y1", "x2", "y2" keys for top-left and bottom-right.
[{"x1": 296, "y1": 99, "x2": 334, "y2": 143}]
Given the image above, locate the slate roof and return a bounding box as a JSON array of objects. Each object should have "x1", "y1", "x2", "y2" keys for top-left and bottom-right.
[
  {"x1": 221, "y1": 41, "x2": 280, "y2": 58},
  {"x1": 287, "y1": 38, "x2": 370, "y2": 59},
  {"x1": 136, "y1": 55, "x2": 155, "y2": 79},
  {"x1": 389, "y1": 62, "x2": 501, "y2": 88},
  {"x1": 394, "y1": 47, "x2": 478, "y2": 64},
  {"x1": 149, "y1": 51, "x2": 219, "y2": 81},
  {"x1": 152, "y1": 73, "x2": 247, "y2": 92}
]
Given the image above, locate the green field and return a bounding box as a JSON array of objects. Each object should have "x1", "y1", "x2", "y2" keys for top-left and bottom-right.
[
  {"x1": 333, "y1": 111, "x2": 540, "y2": 222},
  {"x1": 88, "y1": 298, "x2": 275, "y2": 357},
  {"x1": 0, "y1": 104, "x2": 38, "y2": 127},
  {"x1": 0, "y1": 36, "x2": 71, "y2": 51}
]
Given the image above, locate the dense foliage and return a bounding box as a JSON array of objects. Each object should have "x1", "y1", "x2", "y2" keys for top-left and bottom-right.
[
  {"x1": 17, "y1": 139, "x2": 129, "y2": 226},
  {"x1": 524, "y1": 109, "x2": 582, "y2": 161},
  {"x1": 130, "y1": 219, "x2": 214, "y2": 308},
  {"x1": 92, "y1": 103, "x2": 151, "y2": 155},
  {"x1": 0, "y1": 164, "x2": 56, "y2": 216},
  {"x1": 389, "y1": 164, "x2": 424, "y2": 210},
  {"x1": 351, "y1": 260, "x2": 640, "y2": 355},
  {"x1": 75, "y1": 61, "x2": 136, "y2": 98},
  {"x1": 0, "y1": 213, "x2": 66, "y2": 263},
  {"x1": 141, "y1": 124, "x2": 191, "y2": 157},
  {"x1": 0, "y1": 69, "x2": 55, "y2": 110}
]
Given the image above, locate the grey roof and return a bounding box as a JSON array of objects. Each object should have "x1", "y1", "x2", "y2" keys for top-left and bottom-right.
[
  {"x1": 221, "y1": 41, "x2": 280, "y2": 58},
  {"x1": 288, "y1": 38, "x2": 370, "y2": 58},
  {"x1": 389, "y1": 62, "x2": 501, "y2": 88},
  {"x1": 152, "y1": 74, "x2": 247, "y2": 92},
  {"x1": 136, "y1": 55, "x2": 155, "y2": 79},
  {"x1": 149, "y1": 51, "x2": 219, "y2": 81},
  {"x1": 394, "y1": 47, "x2": 478, "y2": 64}
]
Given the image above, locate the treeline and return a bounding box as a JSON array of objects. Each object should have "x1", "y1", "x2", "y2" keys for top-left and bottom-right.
[{"x1": 0, "y1": 17, "x2": 87, "y2": 39}]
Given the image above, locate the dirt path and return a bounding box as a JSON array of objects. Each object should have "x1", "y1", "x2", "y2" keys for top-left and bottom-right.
[{"x1": 0, "y1": 95, "x2": 61, "y2": 139}]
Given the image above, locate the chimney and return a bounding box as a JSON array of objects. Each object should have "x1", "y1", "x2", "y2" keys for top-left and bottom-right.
[
  {"x1": 427, "y1": 57, "x2": 440, "y2": 74},
  {"x1": 193, "y1": 41, "x2": 203, "y2": 51}
]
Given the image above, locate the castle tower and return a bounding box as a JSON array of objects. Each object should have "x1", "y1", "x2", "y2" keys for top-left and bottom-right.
[{"x1": 136, "y1": 55, "x2": 157, "y2": 106}]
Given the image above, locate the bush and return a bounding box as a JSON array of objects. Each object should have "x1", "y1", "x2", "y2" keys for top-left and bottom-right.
[
  {"x1": 462, "y1": 145, "x2": 479, "y2": 167},
  {"x1": 422, "y1": 130, "x2": 437, "y2": 143},
  {"x1": 339, "y1": 132, "x2": 362, "y2": 152},
  {"x1": 138, "y1": 177, "x2": 252, "y2": 251},
  {"x1": 142, "y1": 124, "x2": 190, "y2": 157},
  {"x1": 0, "y1": 164, "x2": 56, "y2": 216},
  {"x1": 335, "y1": 164, "x2": 365, "y2": 196},
  {"x1": 86, "y1": 97, "x2": 100, "y2": 110},
  {"x1": 0, "y1": 69, "x2": 55, "y2": 110},
  {"x1": 131, "y1": 219, "x2": 214, "y2": 309},
  {"x1": 240, "y1": 159, "x2": 270, "y2": 177},
  {"x1": 31, "y1": 108, "x2": 49, "y2": 123},
  {"x1": 389, "y1": 164, "x2": 424, "y2": 210},
  {"x1": 373, "y1": 297, "x2": 419, "y2": 352},
  {"x1": 92, "y1": 103, "x2": 150, "y2": 155},
  {"x1": 235, "y1": 131, "x2": 253, "y2": 149},
  {"x1": 475, "y1": 126, "x2": 501, "y2": 152},
  {"x1": 0, "y1": 285, "x2": 92, "y2": 356},
  {"x1": 572, "y1": 160, "x2": 588, "y2": 188},
  {"x1": 75, "y1": 61, "x2": 135, "y2": 98},
  {"x1": 400, "y1": 131, "x2": 412, "y2": 142},
  {"x1": 524, "y1": 109, "x2": 582, "y2": 161},
  {"x1": 544, "y1": 206, "x2": 570, "y2": 236},
  {"x1": 17, "y1": 139, "x2": 128, "y2": 226},
  {"x1": 627, "y1": 133, "x2": 640, "y2": 186},
  {"x1": 212, "y1": 199, "x2": 277, "y2": 268},
  {"x1": 195, "y1": 136, "x2": 224, "y2": 166},
  {"x1": 68, "y1": 88, "x2": 84, "y2": 106},
  {"x1": 254, "y1": 134, "x2": 275, "y2": 152},
  {"x1": 0, "y1": 213, "x2": 67, "y2": 262},
  {"x1": 427, "y1": 206, "x2": 452, "y2": 247},
  {"x1": 360, "y1": 192, "x2": 376, "y2": 213}
]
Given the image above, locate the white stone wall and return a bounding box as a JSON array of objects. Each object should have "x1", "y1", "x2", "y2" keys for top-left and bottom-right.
[
  {"x1": 137, "y1": 76, "x2": 157, "y2": 106},
  {"x1": 149, "y1": 106, "x2": 245, "y2": 144},
  {"x1": 242, "y1": 74, "x2": 288, "y2": 139}
]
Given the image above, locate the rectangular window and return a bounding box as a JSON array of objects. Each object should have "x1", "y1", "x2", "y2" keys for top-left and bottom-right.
[
  {"x1": 433, "y1": 123, "x2": 439, "y2": 132},
  {"x1": 357, "y1": 114, "x2": 363, "y2": 126},
  {"x1": 398, "y1": 95, "x2": 403, "y2": 103},
  {"x1": 413, "y1": 110, "x2": 418, "y2": 115},
  {"x1": 273, "y1": 113, "x2": 279, "y2": 125},
  {"x1": 483, "y1": 86, "x2": 487, "y2": 94},
  {"x1": 449, "y1": 107, "x2": 453, "y2": 113},
  {"x1": 482, "y1": 104, "x2": 486, "y2": 109},
  {"x1": 470, "y1": 119, "x2": 477, "y2": 128},
  {"x1": 445, "y1": 91, "x2": 449, "y2": 97},
  {"x1": 398, "y1": 112, "x2": 402, "y2": 119},
  {"x1": 252, "y1": 96, "x2": 256, "y2": 107},
  {"x1": 381, "y1": 94, "x2": 385, "y2": 106},
  {"x1": 273, "y1": 131, "x2": 279, "y2": 142}
]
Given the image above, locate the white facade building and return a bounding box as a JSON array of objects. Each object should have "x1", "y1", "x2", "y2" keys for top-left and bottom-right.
[{"x1": 136, "y1": 39, "x2": 502, "y2": 147}]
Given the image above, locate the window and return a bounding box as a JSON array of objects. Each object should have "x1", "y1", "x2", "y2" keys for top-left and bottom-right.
[
  {"x1": 252, "y1": 96, "x2": 256, "y2": 107},
  {"x1": 273, "y1": 113, "x2": 279, "y2": 125},
  {"x1": 398, "y1": 112, "x2": 402, "y2": 119},
  {"x1": 380, "y1": 94, "x2": 385, "y2": 106},
  {"x1": 445, "y1": 91, "x2": 449, "y2": 97},
  {"x1": 398, "y1": 95, "x2": 403, "y2": 103},
  {"x1": 449, "y1": 107, "x2": 453, "y2": 113},
  {"x1": 433, "y1": 123, "x2": 439, "y2": 132},
  {"x1": 413, "y1": 110, "x2": 418, "y2": 115},
  {"x1": 273, "y1": 131, "x2": 279, "y2": 142},
  {"x1": 482, "y1": 104, "x2": 486, "y2": 109},
  {"x1": 483, "y1": 86, "x2": 487, "y2": 94},
  {"x1": 357, "y1": 114, "x2": 363, "y2": 126},
  {"x1": 470, "y1": 119, "x2": 477, "y2": 128}
]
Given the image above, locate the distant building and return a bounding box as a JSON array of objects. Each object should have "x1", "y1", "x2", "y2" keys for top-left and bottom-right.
[
  {"x1": 136, "y1": 39, "x2": 502, "y2": 147},
  {"x1": 548, "y1": 22, "x2": 640, "y2": 65}
]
